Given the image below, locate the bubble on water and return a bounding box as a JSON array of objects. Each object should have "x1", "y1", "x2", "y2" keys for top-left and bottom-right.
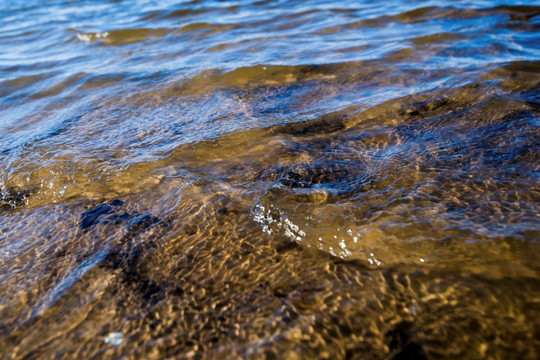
[
  {"x1": 368, "y1": 253, "x2": 381, "y2": 266},
  {"x1": 77, "y1": 33, "x2": 92, "y2": 42},
  {"x1": 77, "y1": 31, "x2": 109, "y2": 43},
  {"x1": 252, "y1": 203, "x2": 306, "y2": 242},
  {"x1": 103, "y1": 332, "x2": 123, "y2": 346}
]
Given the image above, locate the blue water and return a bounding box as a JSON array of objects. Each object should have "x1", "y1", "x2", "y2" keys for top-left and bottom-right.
[{"x1": 1, "y1": 1, "x2": 539, "y2": 358}]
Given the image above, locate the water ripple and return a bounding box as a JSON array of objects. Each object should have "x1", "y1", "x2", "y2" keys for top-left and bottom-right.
[{"x1": 1, "y1": 0, "x2": 540, "y2": 358}]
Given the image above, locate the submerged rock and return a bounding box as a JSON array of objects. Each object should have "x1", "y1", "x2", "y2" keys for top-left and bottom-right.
[
  {"x1": 79, "y1": 199, "x2": 160, "y2": 233},
  {"x1": 1, "y1": 187, "x2": 33, "y2": 210}
]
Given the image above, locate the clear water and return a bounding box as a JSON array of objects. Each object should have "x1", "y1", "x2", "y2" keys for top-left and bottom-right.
[{"x1": 1, "y1": 0, "x2": 539, "y2": 358}]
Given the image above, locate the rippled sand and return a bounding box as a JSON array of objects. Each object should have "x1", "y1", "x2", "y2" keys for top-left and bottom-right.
[{"x1": 1, "y1": 1, "x2": 540, "y2": 359}]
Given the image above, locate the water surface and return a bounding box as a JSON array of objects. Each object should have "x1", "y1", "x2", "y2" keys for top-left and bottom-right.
[{"x1": 1, "y1": 0, "x2": 540, "y2": 358}]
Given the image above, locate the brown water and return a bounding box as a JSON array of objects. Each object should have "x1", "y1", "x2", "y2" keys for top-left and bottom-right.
[{"x1": 1, "y1": 0, "x2": 540, "y2": 359}]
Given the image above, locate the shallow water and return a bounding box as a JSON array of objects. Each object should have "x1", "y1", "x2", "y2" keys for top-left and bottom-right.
[{"x1": 1, "y1": 0, "x2": 540, "y2": 358}]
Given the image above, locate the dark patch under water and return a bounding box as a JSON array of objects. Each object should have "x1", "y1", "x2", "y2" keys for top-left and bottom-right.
[{"x1": 1, "y1": 0, "x2": 540, "y2": 359}]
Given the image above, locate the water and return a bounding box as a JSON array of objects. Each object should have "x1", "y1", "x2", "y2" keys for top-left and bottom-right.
[{"x1": 1, "y1": 0, "x2": 539, "y2": 358}]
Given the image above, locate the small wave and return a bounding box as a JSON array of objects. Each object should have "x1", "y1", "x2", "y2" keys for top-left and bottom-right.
[{"x1": 76, "y1": 28, "x2": 173, "y2": 45}]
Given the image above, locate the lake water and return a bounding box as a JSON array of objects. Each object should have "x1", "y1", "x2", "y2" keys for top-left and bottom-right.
[{"x1": 1, "y1": 0, "x2": 540, "y2": 358}]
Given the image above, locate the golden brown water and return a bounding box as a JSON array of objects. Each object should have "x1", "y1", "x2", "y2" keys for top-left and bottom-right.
[{"x1": 1, "y1": 1, "x2": 540, "y2": 359}]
